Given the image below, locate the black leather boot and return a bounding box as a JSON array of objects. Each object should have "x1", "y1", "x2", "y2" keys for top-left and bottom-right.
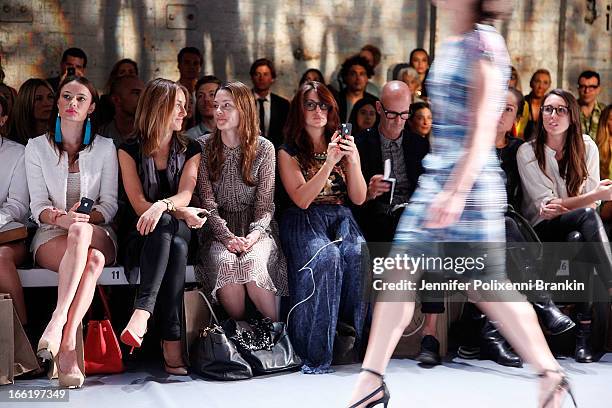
[
  {"x1": 575, "y1": 322, "x2": 593, "y2": 363},
  {"x1": 532, "y1": 299, "x2": 576, "y2": 335},
  {"x1": 479, "y1": 320, "x2": 523, "y2": 368}
]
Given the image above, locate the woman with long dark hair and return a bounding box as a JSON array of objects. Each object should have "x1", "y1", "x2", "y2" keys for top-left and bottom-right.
[
  {"x1": 518, "y1": 89, "x2": 612, "y2": 364},
  {"x1": 278, "y1": 81, "x2": 367, "y2": 374},
  {"x1": 26, "y1": 76, "x2": 118, "y2": 388}
]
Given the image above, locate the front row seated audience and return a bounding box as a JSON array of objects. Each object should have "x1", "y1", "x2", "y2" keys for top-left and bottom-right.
[
  {"x1": 27, "y1": 76, "x2": 118, "y2": 388},
  {"x1": 195, "y1": 81, "x2": 287, "y2": 321},
  {"x1": 0, "y1": 94, "x2": 29, "y2": 326},
  {"x1": 2, "y1": 69, "x2": 612, "y2": 388},
  {"x1": 118, "y1": 79, "x2": 204, "y2": 375},
  {"x1": 278, "y1": 81, "x2": 367, "y2": 374},
  {"x1": 518, "y1": 88, "x2": 612, "y2": 362}
]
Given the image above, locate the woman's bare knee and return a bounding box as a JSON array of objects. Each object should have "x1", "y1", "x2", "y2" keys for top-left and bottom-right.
[
  {"x1": 86, "y1": 248, "x2": 106, "y2": 277},
  {"x1": 67, "y1": 223, "x2": 93, "y2": 247},
  {"x1": 0, "y1": 246, "x2": 15, "y2": 264}
]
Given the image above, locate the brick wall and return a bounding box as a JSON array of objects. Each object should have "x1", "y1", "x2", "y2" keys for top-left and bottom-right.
[{"x1": 0, "y1": 0, "x2": 610, "y2": 102}]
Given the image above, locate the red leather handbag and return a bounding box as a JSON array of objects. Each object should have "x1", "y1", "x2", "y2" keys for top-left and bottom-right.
[{"x1": 84, "y1": 286, "x2": 124, "y2": 374}]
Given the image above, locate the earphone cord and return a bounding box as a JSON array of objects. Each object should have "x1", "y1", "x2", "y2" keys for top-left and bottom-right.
[{"x1": 285, "y1": 238, "x2": 343, "y2": 331}]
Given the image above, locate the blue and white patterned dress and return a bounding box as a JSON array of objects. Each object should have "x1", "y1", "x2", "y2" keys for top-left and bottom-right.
[{"x1": 395, "y1": 24, "x2": 510, "y2": 245}]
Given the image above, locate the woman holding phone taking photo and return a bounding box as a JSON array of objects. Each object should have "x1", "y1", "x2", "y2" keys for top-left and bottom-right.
[
  {"x1": 25, "y1": 76, "x2": 118, "y2": 388},
  {"x1": 278, "y1": 80, "x2": 367, "y2": 374}
]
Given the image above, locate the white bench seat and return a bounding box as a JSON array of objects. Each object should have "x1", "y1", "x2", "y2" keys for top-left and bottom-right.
[{"x1": 18, "y1": 266, "x2": 197, "y2": 287}]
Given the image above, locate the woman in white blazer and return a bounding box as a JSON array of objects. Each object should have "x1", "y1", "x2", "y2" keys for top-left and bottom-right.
[
  {"x1": 0, "y1": 94, "x2": 30, "y2": 326},
  {"x1": 25, "y1": 76, "x2": 118, "y2": 388}
]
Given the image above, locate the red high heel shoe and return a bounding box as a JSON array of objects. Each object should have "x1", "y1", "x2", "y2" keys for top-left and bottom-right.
[{"x1": 120, "y1": 328, "x2": 146, "y2": 354}]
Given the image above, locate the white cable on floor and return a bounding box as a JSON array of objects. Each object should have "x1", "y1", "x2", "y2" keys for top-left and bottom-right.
[{"x1": 286, "y1": 237, "x2": 343, "y2": 331}]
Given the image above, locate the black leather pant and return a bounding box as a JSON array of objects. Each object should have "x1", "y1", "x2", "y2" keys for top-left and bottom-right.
[
  {"x1": 534, "y1": 208, "x2": 612, "y2": 320},
  {"x1": 134, "y1": 213, "x2": 191, "y2": 340}
]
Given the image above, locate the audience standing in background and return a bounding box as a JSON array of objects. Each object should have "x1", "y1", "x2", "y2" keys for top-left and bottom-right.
[
  {"x1": 177, "y1": 47, "x2": 203, "y2": 130},
  {"x1": 99, "y1": 75, "x2": 144, "y2": 147},
  {"x1": 517, "y1": 68, "x2": 551, "y2": 140},
  {"x1": 335, "y1": 55, "x2": 378, "y2": 123},
  {"x1": 0, "y1": 94, "x2": 29, "y2": 326},
  {"x1": 27, "y1": 76, "x2": 118, "y2": 389},
  {"x1": 299, "y1": 68, "x2": 325, "y2": 87},
  {"x1": 7, "y1": 79, "x2": 54, "y2": 145},
  {"x1": 577, "y1": 70, "x2": 607, "y2": 141},
  {"x1": 45, "y1": 48, "x2": 87, "y2": 91},
  {"x1": 104, "y1": 59, "x2": 139, "y2": 93},
  {"x1": 409, "y1": 48, "x2": 430, "y2": 85},
  {"x1": 348, "y1": 97, "x2": 379, "y2": 136},
  {"x1": 185, "y1": 75, "x2": 221, "y2": 140},
  {"x1": 177, "y1": 47, "x2": 202, "y2": 96},
  {"x1": 118, "y1": 78, "x2": 203, "y2": 376},
  {"x1": 359, "y1": 44, "x2": 382, "y2": 98},
  {"x1": 97, "y1": 58, "x2": 140, "y2": 125},
  {"x1": 508, "y1": 66, "x2": 522, "y2": 92},
  {"x1": 250, "y1": 58, "x2": 290, "y2": 148},
  {"x1": 194, "y1": 81, "x2": 287, "y2": 320},
  {"x1": 398, "y1": 66, "x2": 424, "y2": 103}
]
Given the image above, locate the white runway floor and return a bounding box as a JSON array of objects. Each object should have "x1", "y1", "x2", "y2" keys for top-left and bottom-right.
[{"x1": 2, "y1": 354, "x2": 612, "y2": 407}]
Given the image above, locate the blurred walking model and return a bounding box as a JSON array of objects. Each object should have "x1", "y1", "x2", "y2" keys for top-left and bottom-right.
[{"x1": 347, "y1": 1, "x2": 576, "y2": 407}]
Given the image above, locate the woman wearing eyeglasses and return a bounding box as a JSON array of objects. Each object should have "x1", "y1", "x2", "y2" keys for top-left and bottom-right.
[
  {"x1": 278, "y1": 80, "x2": 367, "y2": 374},
  {"x1": 517, "y1": 88, "x2": 612, "y2": 364}
]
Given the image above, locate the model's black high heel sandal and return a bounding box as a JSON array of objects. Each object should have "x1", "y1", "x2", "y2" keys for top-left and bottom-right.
[
  {"x1": 539, "y1": 369, "x2": 577, "y2": 408},
  {"x1": 348, "y1": 368, "x2": 390, "y2": 408}
]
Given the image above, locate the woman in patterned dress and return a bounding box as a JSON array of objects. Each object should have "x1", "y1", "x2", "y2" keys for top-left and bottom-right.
[
  {"x1": 278, "y1": 81, "x2": 367, "y2": 374},
  {"x1": 195, "y1": 81, "x2": 287, "y2": 321},
  {"x1": 348, "y1": 1, "x2": 575, "y2": 407}
]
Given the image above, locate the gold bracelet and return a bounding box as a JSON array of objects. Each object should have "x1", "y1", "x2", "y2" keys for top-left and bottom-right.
[{"x1": 161, "y1": 198, "x2": 176, "y2": 212}]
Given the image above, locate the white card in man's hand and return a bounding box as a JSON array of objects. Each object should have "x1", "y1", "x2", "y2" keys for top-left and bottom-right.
[{"x1": 382, "y1": 159, "x2": 396, "y2": 204}]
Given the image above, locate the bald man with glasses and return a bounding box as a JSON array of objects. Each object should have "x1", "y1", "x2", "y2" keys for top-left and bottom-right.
[{"x1": 353, "y1": 81, "x2": 442, "y2": 365}]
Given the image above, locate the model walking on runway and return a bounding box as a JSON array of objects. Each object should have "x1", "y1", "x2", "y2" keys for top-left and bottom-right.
[{"x1": 347, "y1": 1, "x2": 576, "y2": 407}]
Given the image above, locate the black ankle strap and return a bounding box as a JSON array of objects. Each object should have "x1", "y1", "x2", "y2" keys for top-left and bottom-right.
[{"x1": 360, "y1": 367, "x2": 384, "y2": 379}]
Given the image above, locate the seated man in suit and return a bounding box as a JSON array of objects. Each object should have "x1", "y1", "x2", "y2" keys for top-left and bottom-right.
[
  {"x1": 354, "y1": 80, "x2": 428, "y2": 242},
  {"x1": 354, "y1": 81, "x2": 442, "y2": 364},
  {"x1": 250, "y1": 58, "x2": 289, "y2": 148}
]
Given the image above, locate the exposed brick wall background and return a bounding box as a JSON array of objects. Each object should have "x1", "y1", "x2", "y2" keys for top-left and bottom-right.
[{"x1": 0, "y1": 0, "x2": 610, "y2": 103}]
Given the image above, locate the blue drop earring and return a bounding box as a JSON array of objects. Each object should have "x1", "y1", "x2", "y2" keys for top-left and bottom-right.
[
  {"x1": 83, "y1": 116, "x2": 92, "y2": 145},
  {"x1": 54, "y1": 114, "x2": 62, "y2": 143}
]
